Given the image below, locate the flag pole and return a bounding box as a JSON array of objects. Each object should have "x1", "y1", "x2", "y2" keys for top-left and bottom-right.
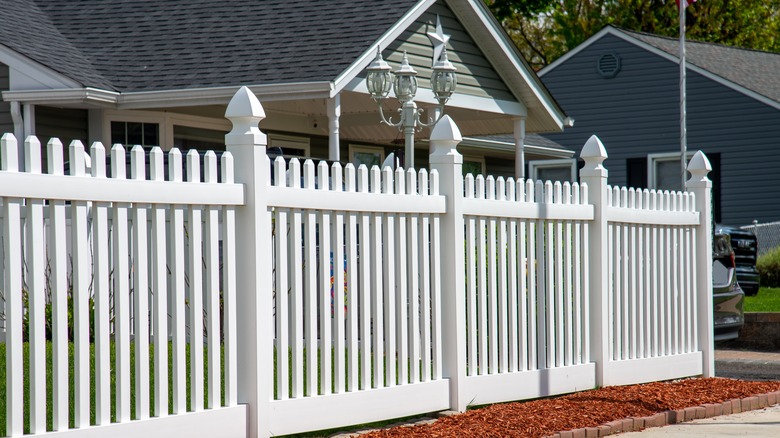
[{"x1": 680, "y1": 0, "x2": 687, "y2": 190}]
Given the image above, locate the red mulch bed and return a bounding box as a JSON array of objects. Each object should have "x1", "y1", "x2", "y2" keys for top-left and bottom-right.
[{"x1": 361, "y1": 378, "x2": 780, "y2": 437}]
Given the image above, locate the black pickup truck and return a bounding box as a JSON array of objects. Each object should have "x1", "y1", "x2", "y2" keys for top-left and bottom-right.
[{"x1": 715, "y1": 225, "x2": 759, "y2": 296}]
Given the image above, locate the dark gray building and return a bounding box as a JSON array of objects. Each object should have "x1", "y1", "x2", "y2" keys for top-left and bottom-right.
[{"x1": 539, "y1": 25, "x2": 780, "y2": 226}]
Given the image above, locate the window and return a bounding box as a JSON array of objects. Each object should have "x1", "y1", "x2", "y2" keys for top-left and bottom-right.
[
  {"x1": 110, "y1": 121, "x2": 159, "y2": 147},
  {"x1": 349, "y1": 145, "x2": 385, "y2": 168},
  {"x1": 648, "y1": 152, "x2": 693, "y2": 191},
  {"x1": 528, "y1": 159, "x2": 577, "y2": 183},
  {"x1": 463, "y1": 156, "x2": 485, "y2": 177},
  {"x1": 269, "y1": 134, "x2": 311, "y2": 158}
]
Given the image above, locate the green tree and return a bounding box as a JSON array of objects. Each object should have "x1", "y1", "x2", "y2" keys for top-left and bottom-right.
[{"x1": 492, "y1": 0, "x2": 780, "y2": 70}]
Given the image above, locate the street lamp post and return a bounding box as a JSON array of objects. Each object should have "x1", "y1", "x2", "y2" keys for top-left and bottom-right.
[{"x1": 365, "y1": 48, "x2": 457, "y2": 169}]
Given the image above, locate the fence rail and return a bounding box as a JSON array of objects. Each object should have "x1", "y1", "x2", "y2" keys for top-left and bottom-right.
[{"x1": 0, "y1": 87, "x2": 714, "y2": 438}]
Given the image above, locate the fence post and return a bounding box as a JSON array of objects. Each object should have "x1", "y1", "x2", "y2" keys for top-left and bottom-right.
[
  {"x1": 224, "y1": 87, "x2": 273, "y2": 438},
  {"x1": 686, "y1": 151, "x2": 714, "y2": 377},
  {"x1": 428, "y1": 115, "x2": 468, "y2": 412},
  {"x1": 578, "y1": 135, "x2": 610, "y2": 387}
]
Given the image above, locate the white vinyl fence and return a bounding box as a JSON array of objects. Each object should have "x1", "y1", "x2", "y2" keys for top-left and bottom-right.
[{"x1": 0, "y1": 87, "x2": 714, "y2": 438}]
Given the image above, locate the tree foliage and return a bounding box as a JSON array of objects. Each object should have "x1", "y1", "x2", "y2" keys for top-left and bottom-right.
[{"x1": 489, "y1": 0, "x2": 780, "y2": 70}]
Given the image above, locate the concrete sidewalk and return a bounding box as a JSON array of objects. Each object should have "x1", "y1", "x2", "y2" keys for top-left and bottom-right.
[
  {"x1": 715, "y1": 349, "x2": 780, "y2": 381},
  {"x1": 618, "y1": 404, "x2": 780, "y2": 437}
]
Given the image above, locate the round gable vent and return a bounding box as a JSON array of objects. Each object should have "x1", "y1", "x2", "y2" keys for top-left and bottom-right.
[{"x1": 597, "y1": 52, "x2": 621, "y2": 78}]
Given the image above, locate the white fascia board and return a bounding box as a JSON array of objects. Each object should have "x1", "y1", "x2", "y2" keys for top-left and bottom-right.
[
  {"x1": 448, "y1": 0, "x2": 566, "y2": 129},
  {"x1": 2, "y1": 82, "x2": 333, "y2": 109},
  {"x1": 117, "y1": 82, "x2": 334, "y2": 109},
  {"x1": 2, "y1": 87, "x2": 119, "y2": 106},
  {"x1": 458, "y1": 137, "x2": 574, "y2": 158},
  {"x1": 344, "y1": 76, "x2": 527, "y2": 115},
  {"x1": 541, "y1": 26, "x2": 780, "y2": 113},
  {"x1": 0, "y1": 44, "x2": 81, "y2": 89},
  {"x1": 332, "y1": 0, "x2": 437, "y2": 96}
]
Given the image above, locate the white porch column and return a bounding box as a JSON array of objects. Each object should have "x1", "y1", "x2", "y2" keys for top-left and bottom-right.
[
  {"x1": 23, "y1": 104, "x2": 35, "y2": 136},
  {"x1": 327, "y1": 94, "x2": 341, "y2": 161},
  {"x1": 513, "y1": 117, "x2": 526, "y2": 179},
  {"x1": 10, "y1": 102, "x2": 23, "y2": 141}
]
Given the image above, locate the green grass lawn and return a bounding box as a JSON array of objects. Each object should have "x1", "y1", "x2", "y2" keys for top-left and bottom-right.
[{"x1": 744, "y1": 287, "x2": 780, "y2": 312}]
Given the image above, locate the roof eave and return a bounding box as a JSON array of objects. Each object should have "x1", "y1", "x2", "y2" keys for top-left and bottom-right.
[
  {"x1": 2, "y1": 82, "x2": 334, "y2": 109},
  {"x1": 459, "y1": 137, "x2": 574, "y2": 158}
]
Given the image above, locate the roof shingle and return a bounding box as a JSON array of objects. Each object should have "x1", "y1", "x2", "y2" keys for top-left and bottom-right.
[{"x1": 2, "y1": 0, "x2": 419, "y2": 92}]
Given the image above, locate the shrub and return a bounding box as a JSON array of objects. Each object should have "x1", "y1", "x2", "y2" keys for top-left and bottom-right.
[{"x1": 757, "y1": 245, "x2": 780, "y2": 288}]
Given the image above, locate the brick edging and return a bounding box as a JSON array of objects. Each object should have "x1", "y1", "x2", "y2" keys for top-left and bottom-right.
[{"x1": 545, "y1": 390, "x2": 780, "y2": 438}]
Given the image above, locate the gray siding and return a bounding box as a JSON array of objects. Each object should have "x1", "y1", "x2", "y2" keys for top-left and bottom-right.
[
  {"x1": 35, "y1": 106, "x2": 88, "y2": 146},
  {"x1": 385, "y1": 0, "x2": 515, "y2": 102},
  {"x1": 0, "y1": 63, "x2": 13, "y2": 135},
  {"x1": 541, "y1": 34, "x2": 780, "y2": 225}
]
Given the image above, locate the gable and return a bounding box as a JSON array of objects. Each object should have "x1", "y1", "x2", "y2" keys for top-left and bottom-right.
[{"x1": 385, "y1": 1, "x2": 515, "y2": 102}]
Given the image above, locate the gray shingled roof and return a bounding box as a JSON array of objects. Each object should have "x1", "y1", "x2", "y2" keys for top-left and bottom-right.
[
  {"x1": 1, "y1": 0, "x2": 419, "y2": 92},
  {"x1": 619, "y1": 27, "x2": 780, "y2": 104}
]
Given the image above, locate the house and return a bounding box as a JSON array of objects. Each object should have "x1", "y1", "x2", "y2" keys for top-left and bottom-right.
[
  {"x1": 537, "y1": 25, "x2": 780, "y2": 226},
  {"x1": 0, "y1": 0, "x2": 572, "y2": 177}
]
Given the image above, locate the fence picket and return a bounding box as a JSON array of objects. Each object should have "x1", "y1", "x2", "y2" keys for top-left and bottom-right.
[
  {"x1": 381, "y1": 166, "x2": 396, "y2": 387},
  {"x1": 517, "y1": 179, "x2": 528, "y2": 371},
  {"x1": 273, "y1": 157, "x2": 290, "y2": 399},
  {"x1": 71, "y1": 140, "x2": 92, "y2": 427},
  {"x1": 465, "y1": 174, "x2": 477, "y2": 376},
  {"x1": 406, "y1": 169, "x2": 421, "y2": 383},
  {"x1": 303, "y1": 160, "x2": 318, "y2": 396},
  {"x1": 168, "y1": 148, "x2": 187, "y2": 413},
  {"x1": 370, "y1": 166, "x2": 383, "y2": 388},
  {"x1": 554, "y1": 181, "x2": 564, "y2": 368},
  {"x1": 563, "y1": 182, "x2": 573, "y2": 366},
  {"x1": 526, "y1": 179, "x2": 538, "y2": 370},
  {"x1": 357, "y1": 165, "x2": 371, "y2": 390},
  {"x1": 1, "y1": 134, "x2": 23, "y2": 436},
  {"x1": 430, "y1": 170, "x2": 443, "y2": 380},
  {"x1": 507, "y1": 179, "x2": 518, "y2": 373},
  {"x1": 394, "y1": 167, "x2": 409, "y2": 384},
  {"x1": 419, "y1": 169, "x2": 432, "y2": 382},
  {"x1": 486, "y1": 176, "x2": 498, "y2": 374},
  {"x1": 476, "y1": 176, "x2": 488, "y2": 375},
  {"x1": 186, "y1": 149, "x2": 204, "y2": 412},
  {"x1": 333, "y1": 163, "x2": 347, "y2": 393},
  {"x1": 319, "y1": 161, "x2": 333, "y2": 394},
  {"x1": 91, "y1": 142, "x2": 112, "y2": 424},
  {"x1": 47, "y1": 138, "x2": 69, "y2": 430},
  {"x1": 203, "y1": 151, "x2": 220, "y2": 409},
  {"x1": 345, "y1": 164, "x2": 359, "y2": 391},
  {"x1": 572, "y1": 183, "x2": 582, "y2": 365},
  {"x1": 24, "y1": 136, "x2": 46, "y2": 433},
  {"x1": 496, "y1": 177, "x2": 509, "y2": 374},
  {"x1": 290, "y1": 158, "x2": 305, "y2": 397}
]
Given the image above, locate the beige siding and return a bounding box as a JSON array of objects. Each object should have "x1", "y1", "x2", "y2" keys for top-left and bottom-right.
[{"x1": 385, "y1": 1, "x2": 516, "y2": 102}]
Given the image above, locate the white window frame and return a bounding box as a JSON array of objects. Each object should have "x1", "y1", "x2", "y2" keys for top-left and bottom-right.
[
  {"x1": 101, "y1": 109, "x2": 231, "y2": 150},
  {"x1": 268, "y1": 133, "x2": 311, "y2": 157},
  {"x1": 647, "y1": 151, "x2": 694, "y2": 190},
  {"x1": 528, "y1": 158, "x2": 577, "y2": 182},
  {"x1": 462, "y1": 155, "x2": 486, "y2": 176},
  {"x1": 348, "y1": 145, "x2": 385, "y2": 168}
]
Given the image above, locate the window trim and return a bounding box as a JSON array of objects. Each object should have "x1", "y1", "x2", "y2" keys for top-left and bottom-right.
[
  {"x1": 268, "y1": 133, "x2": 311, "y2": 157},
  {"x1": 348, "y1": 144, "x2": 385, "y2": 168},
  {"x1": 647, "y1": 151, "x2": 694, "y2": 190},
  {"x1": 528, "y1": 158, "x2": 577, "y2": 182}
]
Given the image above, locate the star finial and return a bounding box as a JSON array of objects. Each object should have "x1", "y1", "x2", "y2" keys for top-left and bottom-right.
[{"x1": 426, "y1": 15, "x2": 450, "y2": 67}]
